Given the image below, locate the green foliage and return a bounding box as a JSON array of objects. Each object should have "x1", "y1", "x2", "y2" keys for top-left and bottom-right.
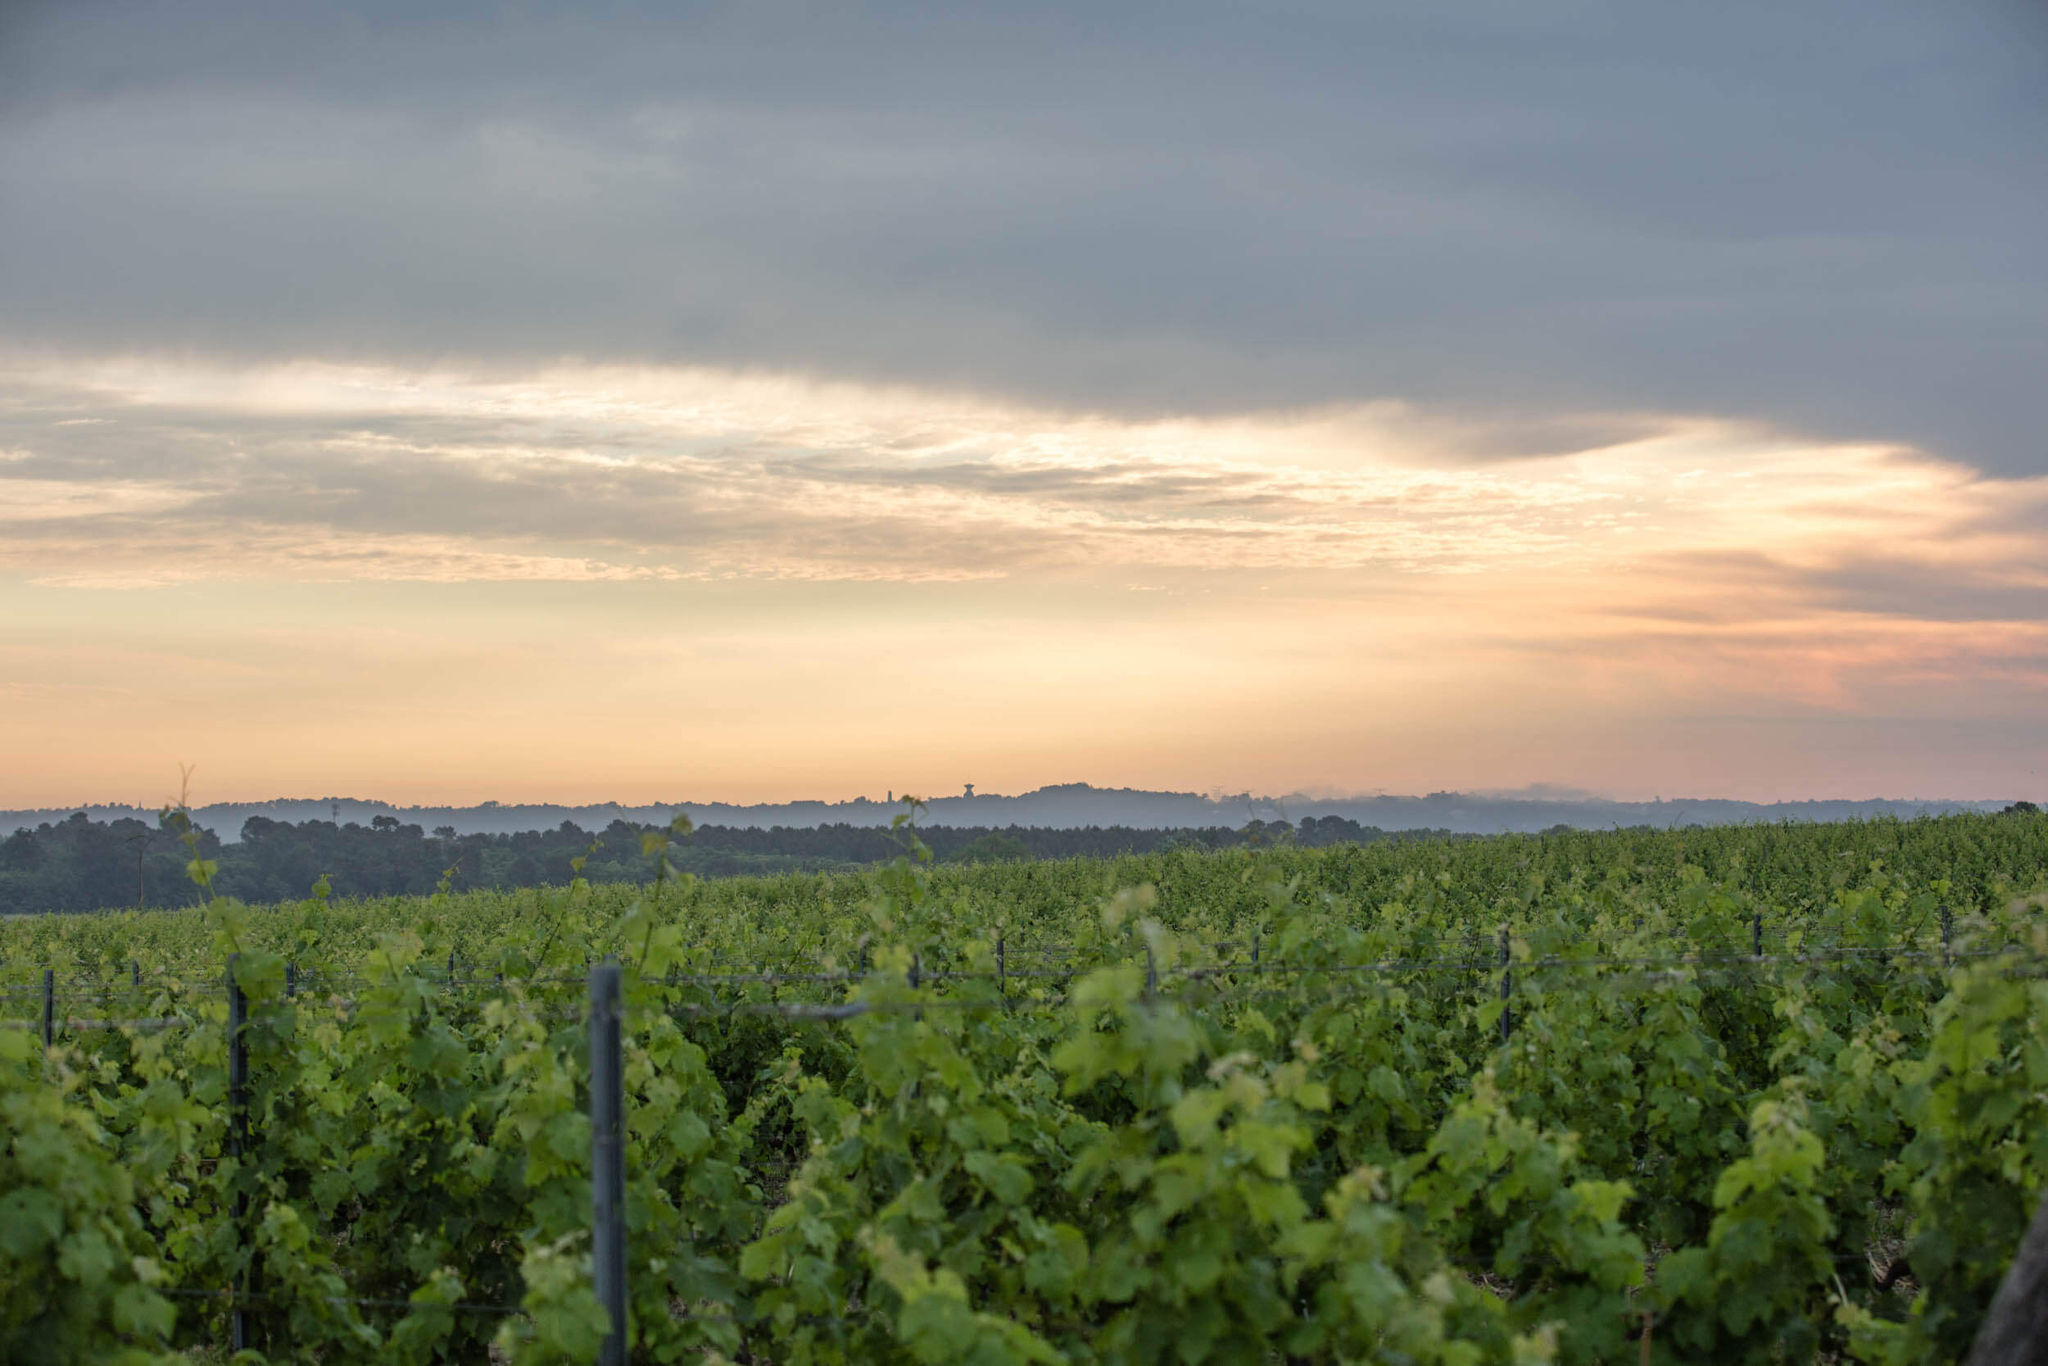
[
  {"x1": 0, "y1": 816, "x2": 2044, "y2": 1362},
  {"x1": 0, "y1": 1028, "x2": 177, "y2": 1364},
  {"x1": 1655, "y1": 1091, "x2": 1837, "y2": 1362},
  {"x1": 1840, "y1": 912, "x2": 2048, "y2": 1363}
]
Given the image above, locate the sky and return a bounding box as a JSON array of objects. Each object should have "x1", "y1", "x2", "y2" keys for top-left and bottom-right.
[{"x1": 1, "y1": 0, "x2": 2044, "y2": 809}]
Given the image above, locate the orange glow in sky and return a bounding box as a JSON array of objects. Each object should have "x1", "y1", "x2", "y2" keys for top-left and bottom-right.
[{"x1": 2, "y1": 355, "x2": 2043, "y2": 809}]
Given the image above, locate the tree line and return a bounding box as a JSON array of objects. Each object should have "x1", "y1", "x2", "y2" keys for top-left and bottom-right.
[{"x1": 0, "y1": 811, "x2": 1436, "y2": 915}]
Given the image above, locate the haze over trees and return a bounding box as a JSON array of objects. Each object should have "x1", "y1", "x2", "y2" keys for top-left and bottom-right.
[
  {"x1": 0, "y1": 781, "x2": 2016, "y2": 849},
  {"x1": 10, "y1": 803, "x2": 2046, "y2": 917},
  {"x1": 0, "y1": 810, "x2": 1420, "y2": 915}
]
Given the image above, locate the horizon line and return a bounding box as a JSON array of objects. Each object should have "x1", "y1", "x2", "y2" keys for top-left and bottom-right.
[{"x1": 1, "y1": 785, "x2": 2022, "y2": 816}]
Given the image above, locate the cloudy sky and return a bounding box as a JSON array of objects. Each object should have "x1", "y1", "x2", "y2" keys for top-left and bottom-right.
[{"x1": 2, "y1": 0, "x2": 2044, "y2": 808}]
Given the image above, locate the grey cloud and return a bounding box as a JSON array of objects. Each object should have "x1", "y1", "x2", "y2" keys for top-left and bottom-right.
[
  {"x1": 764, "y1": 453, "x2": 1310, "y2": 513},
  {"x1": 1629, "y1": 547, "x2": 2048, "y2": 629},
  {"x1": 0, "y1": 394, "x2": 1185, "y2": 575},
  {"x1": 1, "y1": 1, "x2": 2043, "y2": 473},
  {"x1": 1801, "y1": 564, "x2": 2048, "y2": 626},
  {"x1": 0, "y1": 376, "x2": 1608, "y2": 582},
  {"x1": 0, "y1": 382, "x2": 1339, "y2": 542}
]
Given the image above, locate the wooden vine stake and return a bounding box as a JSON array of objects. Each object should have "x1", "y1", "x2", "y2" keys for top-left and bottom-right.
[{"x1": 1963, "y1": 1187, "x2": 2048, "y2": 1366}]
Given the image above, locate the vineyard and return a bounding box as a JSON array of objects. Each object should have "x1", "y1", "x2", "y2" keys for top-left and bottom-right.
[{"x1": 4, "y1": 811, "x2": 2047, "y2": 1364}]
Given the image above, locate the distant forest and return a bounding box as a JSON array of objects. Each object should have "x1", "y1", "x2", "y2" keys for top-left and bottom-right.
[{"x1": 0, "y1": 812, "x2": 1444, "y2": 915}]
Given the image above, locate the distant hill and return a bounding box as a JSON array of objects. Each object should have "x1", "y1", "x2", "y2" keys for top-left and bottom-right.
[{"x1": 1, "y1": 782, "x2": 2018, "y2": 843}]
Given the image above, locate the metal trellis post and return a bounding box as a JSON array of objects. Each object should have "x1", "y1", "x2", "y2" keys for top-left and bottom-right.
[
  {"x1": 41, "y1": 969, "x2": 54, "y2": 1049},
  {"x1": 227, "y1": 954, "x2": 250, "y2": 1353},
  {"x1": 996, "y1": 930, "x2": 1005, "y2": 1001},
  {"x1": 588, "y1": 959, "x2": 627, "y2": 1366},
  {"x1": 1752, "y1": 912, "x2": 1763, "y2": 959}
]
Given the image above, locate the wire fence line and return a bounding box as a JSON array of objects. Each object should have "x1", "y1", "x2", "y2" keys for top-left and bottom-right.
[
  {"x1": 9, "y1": 949, "x2": 1997, "y2": 999},
  {"x1": 155, "y1": 1284, "x2": 526, "y2": 1317},
  {"x1": 7, "y1": 947, "x2": 2040, "y2": 1048},
  {"x1": 0, "y1": 900, "x2": 1988, "y2": 994},
  {"x1": 0, "y1": 925, "x2": 2015, "y2": 1011},
  {"x1": 0, "y1": 937, "x2": 1926, "y2": 989},
  {"x1": 139, "y1": 1240, "x2": 1952, "y2": 1333}
]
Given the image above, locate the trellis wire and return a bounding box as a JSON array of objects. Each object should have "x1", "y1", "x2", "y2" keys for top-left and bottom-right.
[
  {"x1": 4, "y1": 941, "x2": 2043, "y2": 1036},
  {"x1": 5, "y1": 931, "x2": 2030, "y2": 1001},
  {"x1": 0, "y1": 906, "x2": 2005, "y2": 991}
]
